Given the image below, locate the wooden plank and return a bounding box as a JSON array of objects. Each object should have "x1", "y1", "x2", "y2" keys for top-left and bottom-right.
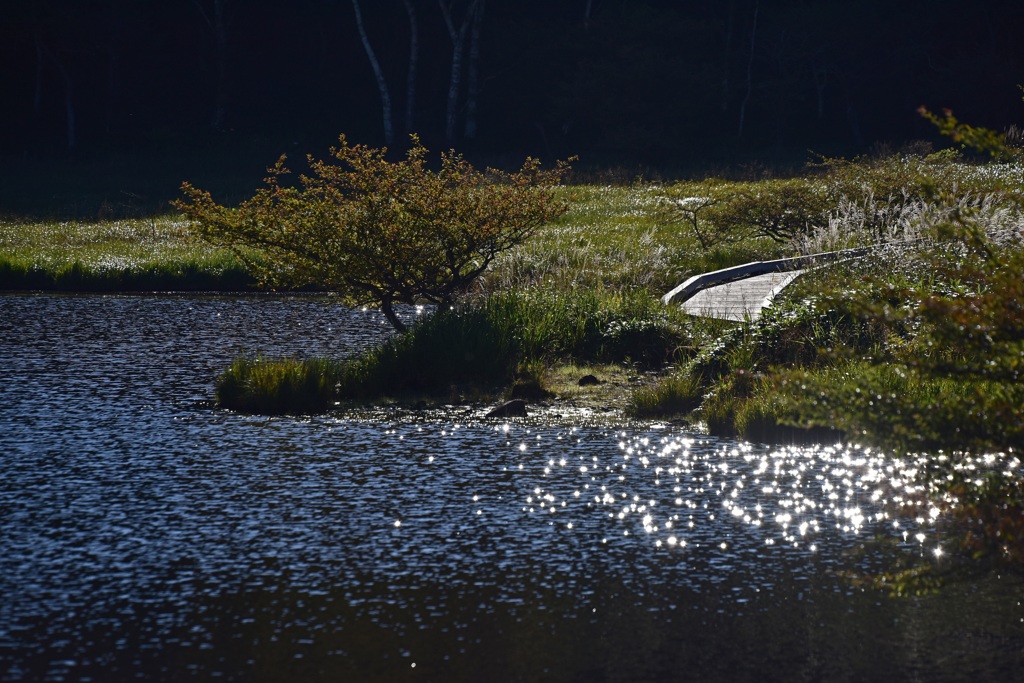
[
  {"x1": 679, "y1": 270, "x2": 804, "y2": 321},
  {"x1": 661, "y1": 244, "x2": 879, "y2": 307}
]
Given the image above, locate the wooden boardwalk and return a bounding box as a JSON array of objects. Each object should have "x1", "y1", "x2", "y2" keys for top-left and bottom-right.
[
  {"x1": 677, "y1": 269, "x2": 803, "y2": 321},
  {"x1": 661, "y1": 251, "x2": 845, "y2": 322},
  {"x1": 663, "y1": 246, "x2": 883, "y2": 322}
]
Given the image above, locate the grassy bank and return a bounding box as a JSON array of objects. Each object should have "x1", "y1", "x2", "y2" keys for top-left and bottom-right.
[
  {"x1": 213, "y1": 153, "x2": 1023, "y2": 451},
  {"x1": 8, "y1": 154, "x2": 1022, "y2": 446},
  {"x1": 218, "y1": 288, "x2": 687, "y2": 414},
  {"x1": 0, "y1": 217, "x2": 254, "y2": 291}
]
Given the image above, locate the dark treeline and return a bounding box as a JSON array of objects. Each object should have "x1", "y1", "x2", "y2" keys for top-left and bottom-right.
[{"x1": 2, "y1": 0, "x2": 1023, "y2": 214}]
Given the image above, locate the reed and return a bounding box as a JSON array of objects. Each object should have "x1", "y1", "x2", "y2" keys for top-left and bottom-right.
[{"x1": 217, "y1": 356, "x2": 346, "y2": 414}]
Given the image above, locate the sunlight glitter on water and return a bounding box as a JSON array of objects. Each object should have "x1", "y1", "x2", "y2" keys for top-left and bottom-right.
[{"x1": 504, "y1": 427, "x2": 952, "y2": 561}]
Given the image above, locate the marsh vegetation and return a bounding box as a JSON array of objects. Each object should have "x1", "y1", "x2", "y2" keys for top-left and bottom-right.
[{"x1": 0, "y1": 216, "x2": 252, "y2": 291}]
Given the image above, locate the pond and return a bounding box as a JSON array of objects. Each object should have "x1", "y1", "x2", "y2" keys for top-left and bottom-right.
[{"x1": 1, "y1": 294, "x2": 1022, "y2": 683}]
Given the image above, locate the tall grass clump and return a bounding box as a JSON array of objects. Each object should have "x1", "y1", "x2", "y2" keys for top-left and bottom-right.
[
  {"x1": 627, "y1": 371, "x2": 704, "y2": 418},
  {"x1": 217, "y1": 356, "x2": 346, "y2": 414},
  {"x1": 793, "y1": 189, "x2": 1024, "y2": 255},
  {"x1": 217, "y1": 306, "x2": 521, "y2": 413},
  {"x1": 484, "y1": 287, "x2": 685, "y2": 366},
  {"x1": 655, "y1": 152, "x2": 1024, "y2": 255},
  {"x1": 344, "y1": 287, "x2": 687, "y2": 395}
]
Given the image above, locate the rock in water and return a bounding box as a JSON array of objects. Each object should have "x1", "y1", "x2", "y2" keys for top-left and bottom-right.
[{"x1": 485, "y1": 399, "x2": 528, "y2": 418}]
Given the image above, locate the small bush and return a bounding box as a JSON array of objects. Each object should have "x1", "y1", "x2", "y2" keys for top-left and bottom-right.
[
  {"x1": 177, "y1": 135, "x2": 572, "y2": 332},
  {"x1": 658, "y1": 153, "x2": 1024, "y2": 249}
]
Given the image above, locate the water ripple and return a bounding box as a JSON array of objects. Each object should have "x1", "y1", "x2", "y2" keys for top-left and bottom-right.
[{"x1": 1, "y1": 294, "x2": 1022, "y2": 682}]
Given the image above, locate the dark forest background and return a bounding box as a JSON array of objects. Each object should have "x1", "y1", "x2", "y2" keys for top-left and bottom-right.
[{"x1": 3, "y1": 0, "x2": 1022, "y2": 217}]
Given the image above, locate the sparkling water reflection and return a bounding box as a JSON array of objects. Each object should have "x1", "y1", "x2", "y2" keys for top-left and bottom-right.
[{"x1": 1, "y1": 294, "x2": 1022, "y2": 682}]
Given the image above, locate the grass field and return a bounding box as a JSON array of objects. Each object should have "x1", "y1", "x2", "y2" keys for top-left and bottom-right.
[{"x1": 0, "y1": 216, "x2": 253, "y2": 291}]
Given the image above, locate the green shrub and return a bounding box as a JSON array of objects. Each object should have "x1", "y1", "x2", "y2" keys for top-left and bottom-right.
[
  {"x1": 772, "y1": 202, "x2": 1024, "y2": 454},
  {"x1": 340, "y1": 304, "x2": 521, "y2": 398},
  {"x1": 659, "y1": 175, "x2": 834, "y2": 244},
  {"x1": 477, "y1": 288, "x2": 687, "y2": 367},
  {"x1": 215, "y1": 285, "x2": 690, "y2": 411},
  {"x1": 302, "y1": 286, "x2": 679, "y2": 403},
  {"x1": 658, "y1": 153, "x2": 1024, "y2": 250},
  {"x1": 176, "y1": 135, "x2": 572, "y2": 332}
]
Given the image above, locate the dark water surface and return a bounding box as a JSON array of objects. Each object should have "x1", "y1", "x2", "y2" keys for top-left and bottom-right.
[{"x1": 1, "y1": 294, "x2": 1022, "y2": 683}]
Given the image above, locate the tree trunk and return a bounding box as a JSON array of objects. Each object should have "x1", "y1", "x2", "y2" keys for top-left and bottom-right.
[
  {"x1": 843, "y1": 83, "x2": 863, "y2": 148},
  {"x1": 380, "y1": 298, "x2": 407, "y2": 333},
  {"x1": 191, "y1": 0, "x2": 229, "y2": 131},
  {"x1": 402, "y1": 0, "x2": 419, "y2": 137},
  {"x1": 720, "y1": 0, "x2": 736, "y2": 112},
  {"x1": 438, "y1": 0, "x2": 476, "y2": 146},
  {"x1": 352, "y1": 0, "x2": 395, "y2": 145},
  {"x1": 812, "y1": 57, "x2": 827, "y2": 120},
  {"x1": 105, "y1": 45, "x2": 120, "y2": 135},
  {"x1": 42, "y1": 44, "x2": 77, "y2": 152},
  {"x1": 462, "y1": 0, "x2": 485, "y2": 142},
  {"x1": 62, "y1": 70, "x2": 76, "y2": 152}
]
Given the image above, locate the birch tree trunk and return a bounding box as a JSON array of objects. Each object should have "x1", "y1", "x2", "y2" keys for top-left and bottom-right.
[
  {"x1": 438, "y1": 0, "x2": 477, "y2": 146},
  {"x1": 737, "y1": 0, "x2": 759, "y2": 138},
  {"x1": 720, "y1": 0, "x2": 736, "y2": 113},
  {"x1": 39, "y1": 43, "x2": 77, "y2": 153},
  {"x1": 191, "y1": 0, "x2": 230, "y2": 131},
  {"x1": 352, "y1": 0, "x2": 395, "y2": 145},
  {"x1": 33, "y1": 34, "x2": 44, "y2": 114}
]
